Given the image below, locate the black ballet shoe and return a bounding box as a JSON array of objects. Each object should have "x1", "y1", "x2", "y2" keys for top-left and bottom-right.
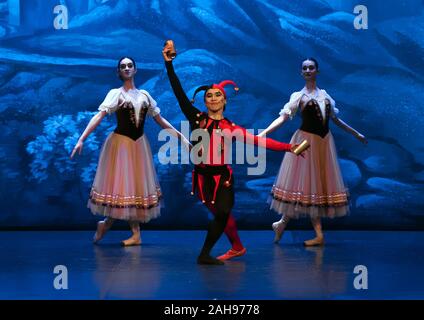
[{"x1": 197, "y1": 254, "x2": 225, "y2": 265}]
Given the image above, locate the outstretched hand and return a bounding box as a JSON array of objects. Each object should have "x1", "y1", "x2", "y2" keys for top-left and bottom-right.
[
  {"x1": 357, "y1": 133, "x2": 368, "y2": 145},
  {"x1": 70, "y1": 141, "x2": 83, "y2": 159}
]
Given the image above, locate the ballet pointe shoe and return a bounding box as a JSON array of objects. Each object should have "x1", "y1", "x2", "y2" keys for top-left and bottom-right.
[
  {"x1": 272, "y1": 220, "x2": 287, "y2": 243},
  {"x1": 121, "y1": 235, "x2": 142, "y2": 247},
  {"x1": 93, "y1": 221, "x2": 107, "y2": 244},
  {"x1": 217, "y1": 248, "x2": 247, "y2": 261},
  {"x1": 197, "y1": 254, "x2": 225, "y2": 265},
  {"x1": 303, "y1": 236, "x2": 324, "y2": 247}
]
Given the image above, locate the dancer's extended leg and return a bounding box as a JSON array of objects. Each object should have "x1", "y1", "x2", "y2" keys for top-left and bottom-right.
[{"x1": 216, "y1": 213, "x2": 247, "y2": 261}]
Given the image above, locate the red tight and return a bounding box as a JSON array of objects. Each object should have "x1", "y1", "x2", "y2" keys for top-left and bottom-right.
[{"x1": 206, "y1": 204, "x2": 244, "y2": 251}]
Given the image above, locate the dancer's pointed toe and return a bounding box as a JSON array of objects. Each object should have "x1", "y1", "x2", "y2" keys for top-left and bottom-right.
[
  {"x1": 93, "y1": 221, "x2": 107, "y2": 244},
  {"x1": 272, "y1": 221, "x2": 287, "y2": 243}
]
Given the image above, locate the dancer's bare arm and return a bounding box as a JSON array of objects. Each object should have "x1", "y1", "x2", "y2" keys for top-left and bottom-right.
[{"x1": 70, "y1": 111, "x2": 107, "y2": 158}]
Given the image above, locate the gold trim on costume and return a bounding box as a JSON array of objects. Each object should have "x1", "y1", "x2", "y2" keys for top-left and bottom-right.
[
  {"x1": 89, "y1": 187, "x2": 162, "y2": 209},
  {"x1": 271, "y1": 186, "x2": 348, "y2": 207}
]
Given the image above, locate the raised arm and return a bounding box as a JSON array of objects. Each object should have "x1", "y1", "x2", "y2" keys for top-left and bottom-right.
[
  {"x1": 331, "y1": 113, "x2": 367, "y2": 144},
  {"x1": 164, "y1": 60, "x2": 200, "y2": 123},
  {"x1": 258, "y1": 113, "x2": 289, "y2": 137},
  {"x1": 70, "y1": 111, "x2": 107, "y2": 158}
]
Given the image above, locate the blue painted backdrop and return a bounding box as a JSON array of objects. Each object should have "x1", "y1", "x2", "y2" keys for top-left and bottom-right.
[{"x1": 0, "y1": 0, "x2": 423, "y2": 229}]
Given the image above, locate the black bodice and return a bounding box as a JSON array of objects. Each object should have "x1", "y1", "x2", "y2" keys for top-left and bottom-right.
[
  {"x1": 114, "y1": 103, "x2": 149, "y2": 141},
  {"x1": 299, "y1": 99, "x2": 331, "y2": 138}
]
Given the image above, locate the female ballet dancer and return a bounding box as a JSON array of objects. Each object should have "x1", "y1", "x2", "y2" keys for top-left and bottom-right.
[
  {"x1": 71, "y1": 57, "x2": 190, "y2": 246},
  {"x1": 163, "y1": 41, "x2": 301, "y2": 264},
  {"x1": 260, "y1": 58, "x2": 367, "y2": 246}
]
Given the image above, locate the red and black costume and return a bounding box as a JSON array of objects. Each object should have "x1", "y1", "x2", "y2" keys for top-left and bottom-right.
[{"x1": 165, "y1": 61, "x2": 292, "y2": 264}]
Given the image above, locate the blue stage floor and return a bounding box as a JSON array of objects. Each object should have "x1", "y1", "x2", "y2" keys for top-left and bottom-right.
[{"x1": 0, "y1": 231, "x2": 423, "y2": 300}]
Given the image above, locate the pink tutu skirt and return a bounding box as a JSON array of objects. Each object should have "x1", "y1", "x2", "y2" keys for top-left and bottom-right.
[
  {"x1": 88, "y1": 133, "x2": 162, "y2": 222},
  {"x1": 270, "y1": 130, "x2": 349, "y2": 219}
]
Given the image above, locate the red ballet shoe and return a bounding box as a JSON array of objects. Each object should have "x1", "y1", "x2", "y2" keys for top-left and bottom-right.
[{"x1": 217, "y1": 248, "x2": 247, "y2": 261}]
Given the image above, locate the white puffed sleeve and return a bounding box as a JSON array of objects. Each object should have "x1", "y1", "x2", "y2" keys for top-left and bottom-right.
[
  {"x1": 322, "y1": 89, "x2": 339, "y2": 116},
  {"x1": 98, "y1": 89, "x2": 121, "y2": 114},
  {"x1": 140, "y1": 89, "x2": 161, "y2": 117},
  {"x1": 279, "y1": 91, "x2": 303, "y2": 120}
]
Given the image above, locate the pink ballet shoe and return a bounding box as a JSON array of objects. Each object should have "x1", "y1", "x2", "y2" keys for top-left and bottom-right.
[
  {"x1": 121, "y1": 236, "x2": 142, "y2": 247},
  {"x1": 272, "y1": 221, "x2": 287, "y2": 243},
  {"x1": 93, "y1": 221, "x2": 107, "y2": 244},
  {"x1": 303, "y1": 236, "x2": 325, "y2": 247},
  {"x1": 217, "y1": 248, "x2": 247, "y2": 261}
]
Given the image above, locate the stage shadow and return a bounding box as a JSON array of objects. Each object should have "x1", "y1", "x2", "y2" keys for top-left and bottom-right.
[{"x1": 195, "y1": 260, "x2": 247, "y2": 298}]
